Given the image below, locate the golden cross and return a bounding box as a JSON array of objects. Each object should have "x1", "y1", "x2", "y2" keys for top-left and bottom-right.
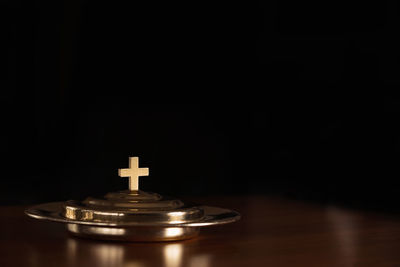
[{"x1": 118, "y1": 157, "x2": 149, "y2": 191}]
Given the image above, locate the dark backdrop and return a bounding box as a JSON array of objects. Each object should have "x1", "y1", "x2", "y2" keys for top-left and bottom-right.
[{"x1": 2, "y1": 0, "x2": 400, "y2": 211}]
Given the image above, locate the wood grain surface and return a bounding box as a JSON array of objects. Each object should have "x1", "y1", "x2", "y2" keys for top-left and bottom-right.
[{"x1": 1, "y1": 196, "x2": 400, "y2": 267}]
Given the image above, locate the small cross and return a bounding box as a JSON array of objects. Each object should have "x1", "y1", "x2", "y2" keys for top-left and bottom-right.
[{"x1": 118, "y1": 157, "x2": 149, "y2": 191}]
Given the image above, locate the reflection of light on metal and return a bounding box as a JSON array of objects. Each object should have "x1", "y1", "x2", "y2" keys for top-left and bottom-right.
[
  {"x1": 164, "y1": 244, "x2": 183, "y2": 267},
  {"x1": 189, "y1": 254, "x2": 211, "y2": 267},
  {"x1": 67, "y1": 224, "x2": 126, "y2": 236},
  {"x1": 167, "y1": 212, "x2": 187, "y2": 224},
  {"x1": 90, "y1": 227, "x2": 126, "y2": 236},
  {"x1": 67, "y1": 224, "x2": 79, "y2": 232},
  {"x1": 326, "y1": 207, "x2": 357, "y2": 266},
  {"x1": 165, "y1": 227, "x2": 184, "y2": 238}
]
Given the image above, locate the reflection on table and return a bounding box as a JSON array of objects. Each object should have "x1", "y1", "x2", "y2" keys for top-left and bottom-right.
[{"x1": 66, "y1": 237, "x2": 211, "y2": 267}]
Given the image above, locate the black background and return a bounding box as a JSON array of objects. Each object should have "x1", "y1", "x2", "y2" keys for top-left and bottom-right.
[{"x1": 2, "y1": 0, "x2": 400, "y2": 211}]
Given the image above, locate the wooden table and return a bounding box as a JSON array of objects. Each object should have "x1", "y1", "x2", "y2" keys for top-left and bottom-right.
[{"x1": 1, "y1": 196, "x2": 400, "y2": 267}]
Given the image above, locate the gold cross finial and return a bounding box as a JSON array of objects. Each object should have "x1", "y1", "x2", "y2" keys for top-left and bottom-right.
[{"x1": 118, "y1": 157, "x2": 149, "y2": 191}]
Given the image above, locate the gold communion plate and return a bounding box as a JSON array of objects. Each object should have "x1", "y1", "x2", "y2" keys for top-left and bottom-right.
[{"x1": 25, "y1": 157, "x2": 240, "y2": 241}]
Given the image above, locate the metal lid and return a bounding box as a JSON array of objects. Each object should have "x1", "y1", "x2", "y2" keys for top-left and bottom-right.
[{"x1": 63, "y1": 190, "x2": 205, "y2": 225}]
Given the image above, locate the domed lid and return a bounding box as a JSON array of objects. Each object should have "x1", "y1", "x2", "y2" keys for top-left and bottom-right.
[
  {"x1": 62, "y1": 157, "x2": 204, "y2": 226},
  {"x1": 62, "y1": 190, "x2": 205, "y2": 226}
]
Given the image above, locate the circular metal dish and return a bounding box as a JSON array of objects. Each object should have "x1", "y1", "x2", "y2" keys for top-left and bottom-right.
[{"x1": 25, "y1": 190, "x2": 240, "y2": 241}]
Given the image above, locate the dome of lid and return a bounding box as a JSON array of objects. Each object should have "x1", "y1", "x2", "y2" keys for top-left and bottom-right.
[{"x1": 62, "y1": 190, "x2": 205, "y2": 225}]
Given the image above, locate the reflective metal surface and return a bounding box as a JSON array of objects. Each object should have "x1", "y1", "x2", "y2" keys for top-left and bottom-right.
[
  {"x1": 25, "y1": 202, "x2": 240, "y2": 226},
  {"x1": 63, "y1": 190, "x2": 204, "y2": 225},
  {"x1": 26, "y1": 199, "x2": 239, "y2": 241},
  {"x1": 24, "y1": 156, "x2": 240, "y2": 241},
  {"x1": 67, "y1": 224, "x2": 200, "y2": 242}
]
